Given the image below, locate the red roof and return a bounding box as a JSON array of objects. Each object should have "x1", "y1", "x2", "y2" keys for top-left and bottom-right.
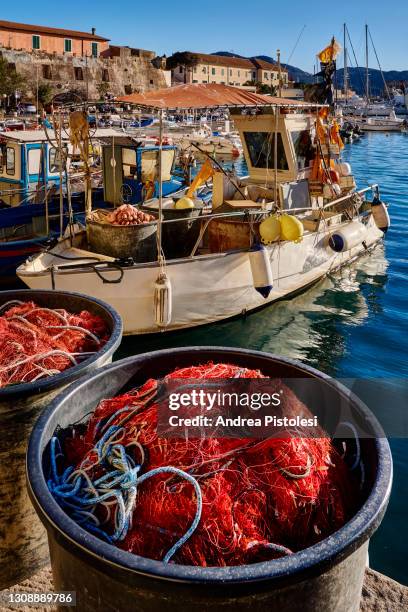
[
  {"x1": 118, "y1": 83, "x2": 313, "y2": 110},
  {"x1": 185, "y1": 52, "x2": 254, "y2": 70},
  {"x1": 0, "y1": 19, "x2": 109, "y2": 41},
  {"x1": 251, "y1": 58, "x2": 288, "y2": 73}
]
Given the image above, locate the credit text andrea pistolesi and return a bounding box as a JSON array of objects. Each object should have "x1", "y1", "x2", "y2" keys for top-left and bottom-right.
[{"x1": 168, "y1": 415, "x2": 319, "y2": 428}]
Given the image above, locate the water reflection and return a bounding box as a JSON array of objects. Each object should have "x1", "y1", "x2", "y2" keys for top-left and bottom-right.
[{"x1": 120, "y1": 244, "x2": 389, "y2": 378}]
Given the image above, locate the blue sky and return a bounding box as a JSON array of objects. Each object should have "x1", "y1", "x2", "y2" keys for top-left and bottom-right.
[{"x1": 2, "y1": 1, "x2": 407, "y2": 72}]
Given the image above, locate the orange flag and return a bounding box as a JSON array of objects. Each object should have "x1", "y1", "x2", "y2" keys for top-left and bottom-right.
[
  {"x1": 187, "y1": 159, "x2": 215, "y2": 197},
  {"x1": 317, "y1": 39, "x2": 341, "y2": 63}
]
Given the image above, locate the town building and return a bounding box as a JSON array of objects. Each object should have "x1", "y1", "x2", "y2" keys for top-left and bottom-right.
[
  {"x1": 0, "y1": 20, "x2": 168, "y2": 101},
  {"x1": 170, "y1": 52, "x2": 288, "y2": 89},
  {"x1": 0, "y1": 19, "x2": 109, "y2": 57}
]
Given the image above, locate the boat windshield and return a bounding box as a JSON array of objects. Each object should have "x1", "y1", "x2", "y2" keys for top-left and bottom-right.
[
  {"x1": 290, "y1": 130, "x2": 315, "y2": 169},
  {"x1": 243, "y1": 132, "x2": 288, "y2": 170}
]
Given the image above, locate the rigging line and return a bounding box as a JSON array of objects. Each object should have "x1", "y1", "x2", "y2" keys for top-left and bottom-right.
[
  {"x1": 189, "y1": 142, "x2": 248, "y2": 200},
  {"x1": 368, "y1": 28, "x2": 391, "y2": 102},
  {"x1": 346, "y1": 26, "x2": 366, "y2": 97},
  {"x1": 286, "y1": 25, "x2": 306, "y2": 66}
]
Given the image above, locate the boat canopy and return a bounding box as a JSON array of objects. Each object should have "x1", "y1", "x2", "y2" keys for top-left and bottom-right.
[
  {"x1": 118, "y1": 83, "x2": 325, "y2": 111},
  {"x1": 0, "y1": 128, "x2": 119, "y2": 144}
]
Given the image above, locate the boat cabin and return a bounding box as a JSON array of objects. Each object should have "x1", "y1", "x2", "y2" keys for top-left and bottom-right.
[
  {"x1": 233, "y1": 109, "x2": 315, "y2": 182},
  {"x1": 101, "y1": 138, "x2": 181, "y2": 204},
  {"x1": 0, "y1": 130, "x2": 67, "y2": 207},
  {"x1": 0, "y1": 127, "x2": 119, "y2": 207},
  {"x1": 216, "y1": 108, "x2": 317, "y2": 210}
]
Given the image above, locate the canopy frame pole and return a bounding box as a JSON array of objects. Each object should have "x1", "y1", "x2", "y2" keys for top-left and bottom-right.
[
  {"x1": 274, "y1": 105, "x2": 279, "y2": 209},
  {"x1": 157, "y1": 108, "x2": 164, "y2": 267},
  {"x1": 58, "y1": 108, "x2": 64, "y2": 238}
]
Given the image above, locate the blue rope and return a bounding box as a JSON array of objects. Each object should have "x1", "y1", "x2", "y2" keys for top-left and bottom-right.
[
  {"x1": 48, "y1": 435, "x2": 203, "y2": 562},
  {"x1": 136, "y1": 466, "x2": 203, "y2": 563}
]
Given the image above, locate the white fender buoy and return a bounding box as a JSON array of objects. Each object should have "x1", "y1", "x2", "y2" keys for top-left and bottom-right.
[
  {"x1": 154, "y1": 272, "x2": 172, "y2": 328},
  {"x1": 329, "y1": 221, "x2": 368, "y2": 252},
  {"x1": 371, "y1": 201, "x2": 390, "y2": 233},
  {"x1": 323, "y1": 183, "x2": 341, "y2": 199},
  {"x1": 337, "y1": 162, "x2": 352, "y2": 177},
  {"x1": 249, "y1": 243, "x2": 273, "y2": 298}
]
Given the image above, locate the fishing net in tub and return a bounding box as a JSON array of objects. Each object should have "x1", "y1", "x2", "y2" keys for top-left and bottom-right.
[
  {"x1": 0, "y1": 301, "x2": 110, "y2": 388},
  {"x1": 47, "y1": 362, "x2": 360, "y2": 567}
]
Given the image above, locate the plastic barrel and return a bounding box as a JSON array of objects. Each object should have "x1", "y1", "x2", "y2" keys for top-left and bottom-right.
[
  {"x1": 0, "y1": 290, "x2": 122, "y2": 589},
  {"x1": 27, "y1": 347, "x2": 392, "y2": 612},
  {"x1": 143, "y1": 201, "x2": 204, "y2": 259}
]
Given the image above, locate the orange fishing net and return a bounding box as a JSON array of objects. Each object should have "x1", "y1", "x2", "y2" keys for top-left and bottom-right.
[
  {"x1": 0, "y1": 301, "x2": 109, "y2": 387},
  {"x1": 56, "y1": 362, "x2": 358, "y2": 566}
]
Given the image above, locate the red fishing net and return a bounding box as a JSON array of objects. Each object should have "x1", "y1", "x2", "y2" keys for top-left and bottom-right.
[
  {"x1": 0, "y1": 300, "x2": 109, "y2": 387},
  {"x1": 60, "y1": 362, "x2": 358, "y2": 567}
]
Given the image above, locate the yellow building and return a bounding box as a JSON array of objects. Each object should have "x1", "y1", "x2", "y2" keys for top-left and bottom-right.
[{"x1": 171, "y1": 52, "x2": 288, "y2": 89}]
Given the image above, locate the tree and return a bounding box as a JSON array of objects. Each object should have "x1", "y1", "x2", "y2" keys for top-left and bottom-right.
[
  {"x1": 243, "y1": 80, "x2": 277, "y2": 95},
  {"x1": 36, "y1": 82, "x2": 53, "y2": 108},
  {"x1": 165, "y1": 52, "x2": 199, "y2": 71},
  {"x1": 96, "y1": 82, "x2": 110, "y2": 99},
  {"x1": 165, "y1": 52, "x2": 199, "y2": 84},
  {"x1": 0, "y1": 56, "x2": 27, "y2": 102},
  {"x1": 256, "y1": 83, "x2": 278, "y2": 95}
]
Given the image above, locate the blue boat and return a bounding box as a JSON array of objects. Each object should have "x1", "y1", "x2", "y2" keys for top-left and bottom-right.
[
  {"x1": 0, "y1": 131, "x2": 197, "y2": 281},
  {"x1": 101, "y1": 136, "x2": 185, "y2": 203},
  {"x1": 0, "y1": 128, "x2": 116, "y2": 280}
]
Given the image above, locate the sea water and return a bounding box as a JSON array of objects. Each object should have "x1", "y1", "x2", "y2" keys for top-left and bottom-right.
[{"x1": 120, "y1": 132, "x2": 408, "y2": 584}]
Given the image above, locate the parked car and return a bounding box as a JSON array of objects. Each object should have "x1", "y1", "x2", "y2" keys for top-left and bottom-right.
[{"x1": 19, "y1": 104, "x2": 37, "y2": 114}]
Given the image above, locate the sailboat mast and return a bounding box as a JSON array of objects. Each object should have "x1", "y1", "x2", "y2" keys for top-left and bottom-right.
[
  {"x1": 343, "y1": 23, "x2": 348, "y2": 101},
  {"x1": 365, "y1": 24, "x2": 369, "y2": 103}
]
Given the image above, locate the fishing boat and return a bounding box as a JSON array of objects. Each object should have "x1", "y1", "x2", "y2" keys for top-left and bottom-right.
[
  {"x1": 17, "y1": 84, "x2": 389, "y2": 334},
  {"x1": 0, "y1": 128, "x2": 121, "y2": 281},
  {"x1": 0, "y1": 128, "x2": 120, "y2": 207},
  {"x1": 173, "y1": 125, "x2": 240, "y2": 158},
  {"x1": 0, "y1": 127, "x2": 193, "y2": 280}
]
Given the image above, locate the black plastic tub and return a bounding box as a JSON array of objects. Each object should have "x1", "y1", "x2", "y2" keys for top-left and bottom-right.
[
  {"x1": 0, "y1": 290, "x2": 122, "y2": 589},
  {"x1": 27, "y1": 347, "x2": 392, "y2": 612},
  {"x1": 143, "y1": 200, "x2": 204, "y2": 259},
  {"x1": 87, "y1": 214, "x2": 158, "y2": 262}
]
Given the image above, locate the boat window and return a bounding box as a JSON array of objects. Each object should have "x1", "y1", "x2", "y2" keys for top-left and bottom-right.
[
  {"x1": 122, "y1": 148, "x2": 137, "y2": 178},
  {"x1": 0, "y1": 145, "x2": 5, "y2": 173},
  {"x1": 141, "y1": 149, "x2": 175, "y2": 182},
  {"x1": 243, "y1": 132, "x2": 288, "y2": 170},
  {"x1": 49, "y1": 147, "x2": 66, "y2": 173},
  {"x1": 290, "y1": 130, "x2": 315, "y2": 169},
  {"x1": 28, "y1": 148, "x2": 42, "y2": 175},
  {"x1": 6, "y1": 147, "x2": 15, "y2": 175}
]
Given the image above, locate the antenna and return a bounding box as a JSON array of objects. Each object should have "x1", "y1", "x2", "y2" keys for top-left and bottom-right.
[
  {"x1": 343, "y1": 23, "x2": 348, "y2": 101},
  {"x1": 286, "y1": 24, "x2": 306, "y2": 66},
  {"x1": 365, "y1": 24, "x2": 369, "y2": 103}
]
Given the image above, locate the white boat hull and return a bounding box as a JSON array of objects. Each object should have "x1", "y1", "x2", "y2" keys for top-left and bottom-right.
[{"x1": 17, "y1": 216, "x2": 383, "y2": 335}]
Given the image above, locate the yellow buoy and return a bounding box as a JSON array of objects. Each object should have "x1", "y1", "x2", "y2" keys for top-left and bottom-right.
[
  {"x1": 280, "y1": 214, "x2": 304, "y2": 243},
  {"x1": 259, "y1": 215, "x2": 281, "y2": 244},
  {"x1": 174, "y1": 197, "x2": 195, "y2": 210}
]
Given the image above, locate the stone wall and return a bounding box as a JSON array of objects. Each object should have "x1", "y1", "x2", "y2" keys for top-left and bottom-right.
[{"x1": 0, "y1": 46, "x2": 168, "y2": 101}]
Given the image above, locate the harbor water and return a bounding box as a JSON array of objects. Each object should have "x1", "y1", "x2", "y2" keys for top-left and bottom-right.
[{"x1": 117, "y1": 132, "x2": 408, "y2": 585}]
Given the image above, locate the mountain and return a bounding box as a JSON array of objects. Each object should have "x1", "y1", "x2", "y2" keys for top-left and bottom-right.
[
  {"x1": 214, "y1": 51, "x2": 408, "y2": 95},
  {"x1": 335, "y1": 67, "x2": 408, "y2": 96}
]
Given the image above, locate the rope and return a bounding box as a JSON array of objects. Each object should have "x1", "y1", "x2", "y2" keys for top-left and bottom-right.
[{"x1": 48, "y1": 433, "x2": 203, "y2": 562}]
